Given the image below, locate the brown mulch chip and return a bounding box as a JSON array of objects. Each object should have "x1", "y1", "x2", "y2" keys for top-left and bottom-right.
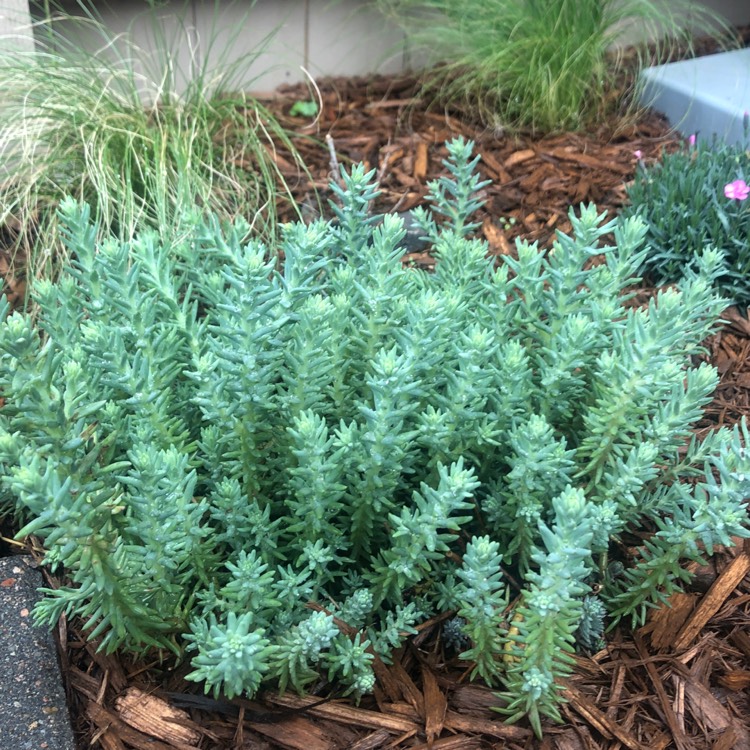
[{"x1": 699, "y1": 307, "x2": 750, "y2": 431}]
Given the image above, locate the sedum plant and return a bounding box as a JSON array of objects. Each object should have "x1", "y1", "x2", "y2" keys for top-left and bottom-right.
[
  {"x1": 625, "y1": 130, "x2": 750, "y2": 304},
  {"x1": 0, "y1": 138, "x2": 749, "y2": 736}
]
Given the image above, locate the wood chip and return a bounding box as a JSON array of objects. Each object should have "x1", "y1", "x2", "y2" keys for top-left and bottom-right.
[
  {"x1": 720, "y1": 306, "x2": 750, "y2": 337},
  {"x1": 389, "y1": 657, "x2": 425, "y2": 717},
  {"x1": 246, "y1": 715, "x2": 335, "y2": 750},
  {"x1": 348, "y1": 728, "x2": 392, "y2": 750},
  {"x1": 554, "y1": 729, "x2": 588, "y2": 750},
  {"x1": 391, "y1": 166, "x2": 418, "y2": 188},
  {"x1": 504, "y1": 148, "x2": 536, "y2": 168},
  {"x1": 572, "y1": 177, "x2": 591, "y2": 204},
  {"x1": 261, "y1": 143, "x2": 299, "y2": 174},
  {"x1": 413, "y1": 141, "x2": 429, "y2": 181},
  {"x1": 421, "y1": 664, "x2": 447, "y2": 745},
  {"x1": 263, "y1": 693, "x2": 420, "y2": 735},
  {"x1": 87, "y1": 702, "x2": 192, "y2": 750},
  {"x1": 682, "y1": 671, "x2": 750, "y2": 749},
  {"x1": 98, "y1": 735, "x2": 127, "y2": 750},
  {"x1": 379, "y1": 145, "x2": 405, "y2": 163},
  {"x1": 713, "y1": 729, "x2": 744, "y2": 750},
  {"x1": 372, "y1": 657, "x2": 405, "y2": 703},
  {"x1": 544, "y1": 146, "x2": 632, "y2": 175},
  {"x1": 633, "y1": 634, "x2": 691, "y2": 750},
  {"x1": 644, "y1": 592, "x2": 696, "y2": 650},
  {"x1": 408, "y1": 735, "x2": 482, "y2": 750},
  {"x1": 718, "y1": 670, "x2": 750, "y2": 690},
  {"x1": 673, "y1": 549, "x2": 750, "y2": 651},
  {"x1": 729, "y1": 628, "x2": 750, "y2": 659},
  {"x1": 563, "y1": 684, "x2": 646, "y2": 750},
  {"x1": 115, "y1": 688, "x2": 201, "y2": 747},
  {"x1": 442, "y1": 710, "x2": 531, "y2": 740},
  {"x1": 478, "y1": 149, "x2": 512, "y2": 183},
  {"x1": 605, "y1": 664, "x2": 627, "y2": 720},
  {"x1": 365, "y1": 98, "x2": 421, "y2": 109},
  {"x1": 482, "y1": 217, "x2": 513, "y2": 255}
]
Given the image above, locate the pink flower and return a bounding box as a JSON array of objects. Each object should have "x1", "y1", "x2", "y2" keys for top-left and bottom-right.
[
  {"x1": 688, "y1": 134, "x2": 696, "y2": 147},
  {"x1": 724, "y1": 179, "x2": 750, "y2": 200},
  {"x1": 633, "y1": 149, "x2": 643, "y2": 160}
]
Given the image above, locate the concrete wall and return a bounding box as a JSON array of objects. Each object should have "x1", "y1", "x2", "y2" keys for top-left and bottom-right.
[
  {"x1": 0, "y1": 0, "x2": 34, "y2": 53},
  {"x1": 3, "y1": 0, "x2": 750, "y2": 92},
  {"x1": 708, "y1": 0, "x2": 750, "y2": 24},
  {"x1": 27, "y1": 0, "x2": 409, "y2": 93}
]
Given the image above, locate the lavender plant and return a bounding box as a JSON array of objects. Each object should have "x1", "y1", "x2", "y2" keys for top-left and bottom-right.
[{"x1": 0, "y1": 138, "x2": 748, "y2": 736}]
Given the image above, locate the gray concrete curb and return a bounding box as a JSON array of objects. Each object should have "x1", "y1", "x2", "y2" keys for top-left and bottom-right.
[{"x1": 0, "y1": 556, "x2": 76, "y2": 750}]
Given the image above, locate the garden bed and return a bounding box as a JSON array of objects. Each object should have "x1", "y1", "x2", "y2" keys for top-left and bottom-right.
[
  {"x1": 266, "y1": 73, "x2": 750, "y2": 434},
  {"x1": 269, "y1": 75, "x2": 681, "y2": 255},
  {"x1": 3, "y1": 72, "x2": 738, "y2": 750}
]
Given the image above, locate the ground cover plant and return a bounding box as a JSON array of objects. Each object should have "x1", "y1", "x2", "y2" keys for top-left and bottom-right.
[
  {"x1": 626, "y1": 128, "x2": 750, "y2": 304},
  {"x1": 1, "y1": 138, "x2": 749, "y2": 738},
  {"x1": 0, "y1": 1, "x2": 304, "y2": 285},
  {"x1": 375, "y1": 0, "x2": 733, "y2": 133}
]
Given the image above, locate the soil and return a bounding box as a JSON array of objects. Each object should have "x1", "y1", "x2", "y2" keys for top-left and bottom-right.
[{"x1": 5, "y1": 39, "x2": 750, "y2": 750}]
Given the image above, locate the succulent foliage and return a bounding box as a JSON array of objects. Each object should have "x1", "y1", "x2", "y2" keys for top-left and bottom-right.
[{"x1": 0, "y1": 138, "x2": 748, "y2": 734}]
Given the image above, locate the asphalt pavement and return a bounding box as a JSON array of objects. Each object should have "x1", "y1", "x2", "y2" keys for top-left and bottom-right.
[{"x1": 0, "y1": 556, "x2": 76, "y2": 750}]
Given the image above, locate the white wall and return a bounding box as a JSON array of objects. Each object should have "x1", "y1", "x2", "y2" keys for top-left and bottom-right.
[
  {"x1": 28, "y1": 0, "x2": 408, "y2": 93},
  {"x1": 0, "y1": 0, "x2": 34, "y2": 52}
]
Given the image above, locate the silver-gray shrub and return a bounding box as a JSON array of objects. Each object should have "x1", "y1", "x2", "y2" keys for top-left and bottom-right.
[{"x1": 0, "y1": 137, "x2": 748, "y2": 736}]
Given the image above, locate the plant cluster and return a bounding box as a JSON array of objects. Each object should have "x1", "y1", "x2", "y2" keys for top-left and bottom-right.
[
  {"x1": 0, "y1": 138, "x2": 748, "y2": 736},
  {"x1": 0, "y1": 1, "x2": 304, "y2": 283},
  {"x1": 375, "y1": 0, "x2": 733, "y2": 134},
  {"x1": 625, "y1": 130, "x2": 750, "y2": 303}
]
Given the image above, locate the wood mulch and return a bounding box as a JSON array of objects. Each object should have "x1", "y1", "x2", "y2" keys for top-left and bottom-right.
[
  {"x1": 5, "y1": 69, "x2": 750, "y2": 749},
  {"x1": 269, "y1": 74, "x2": 683, "y2": 261}
]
